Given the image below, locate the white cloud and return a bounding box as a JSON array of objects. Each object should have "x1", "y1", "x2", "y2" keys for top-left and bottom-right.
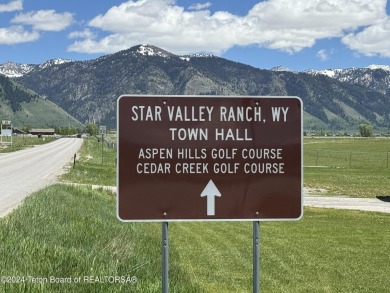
[
  {"x1": 316, "y1": 49, "x2": 329, "y2": 61},
  {"x1": 0, "y1": 0, "x2": 22, "y2": 13},
  {"x1": 188, "y1": 2, "x2": 211, "y2": 11},
  {"x1": 68, "y1": 28, "x2": 96, "y2": 40},
  {"x1": 0, "y1": 25, "x2": 39, "y2": 44},
  {"x1": 12, "y1": 10, "x2": 74, "y2": 31},
  {"x1": 342, "y1": 18, "x2": 390, "y2": 57},
  {"x1": 68, "y1": 0, "x2": 388, "y2": 55},
  {"x1": 68, "y1": 34, "x2": 128, "y2": 54}
]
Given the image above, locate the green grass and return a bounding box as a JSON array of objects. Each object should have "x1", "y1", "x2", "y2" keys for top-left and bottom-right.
[
  {"x1": 172, "y1": 208, "x2": 390, "y2": 292},
  {"x1": 259, "y1": 208, "x2": 390, "y2": 292},
  {"x1": 0, "y1": 136, "x2": 56, "y2": 153},
  {"x1": 1, "y1": 187, "x2": 390, "y2": 292},
  {"x1": 304, "y1": 137, "x2": 390, "y2": 167},
  {"x1": 305, "y1": 167, "x2": 390, "y2": 197},
  {"x1": 304, "y1": 137, "x2": 390, "y2": 197},
  {"x1": 61, "y1": 137, "x2": 116, "y2": 186},
  {"x1": 0, "y1": 185, "x2": 203, "y2": 293}
]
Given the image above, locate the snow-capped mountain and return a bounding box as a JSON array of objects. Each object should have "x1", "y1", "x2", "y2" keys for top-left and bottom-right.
[
  {"x1": 305, "y1": 65, "x2": 390, "y2": 95},
  {"x1": 0, "y1": 62, "x2": 35, "y2": 78},
  {"x1": 15, "y1": 44, "x2": 390, "y2": 131},
  {"x1": 39, "y1": 58, "x2": 72, "y2": 70},
  {"x1": 134, "y1": 44, "x2": 215, "y2": 60},
  {"x1": 136, "y1": 44, "x2": 173, "y2": 58},
  {"x1": 306, "y1": 64, "x2": 390, "y2": 77},
  {"x1": 366, "y1": 64, "x2": 390, "y2": 71},
  {"x1": 0, "y1": 59, "x2": 73, "y2": 78},
  {"x1": 304, "y1": 68, "x2": 345, "y2": 78},
  {"x1": 3, "y1": 44, "x2": 390, "y2": 131}
]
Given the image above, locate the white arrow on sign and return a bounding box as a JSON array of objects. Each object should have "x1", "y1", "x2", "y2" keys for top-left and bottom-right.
[{"x1": 200, "y1": 179, "x2": 222, "y2": 216}]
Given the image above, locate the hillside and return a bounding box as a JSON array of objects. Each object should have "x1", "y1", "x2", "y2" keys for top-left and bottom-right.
[
  {"x1": 15, "y1": 44, "x2": 390, "y2": 131},
  {"x1": 0, "y1": 74, "x2": 83, "y2": 129}
]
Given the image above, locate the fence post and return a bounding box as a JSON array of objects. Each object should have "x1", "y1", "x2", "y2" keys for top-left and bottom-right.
[
  {"x1": 349, "y1": 152, "x2": 352, "y2": 167},
  {"x1": 101, "y1": 134, "x2": 104, "y2": 165}
]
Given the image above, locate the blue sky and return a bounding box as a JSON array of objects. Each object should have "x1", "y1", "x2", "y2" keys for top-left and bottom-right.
[{"x1": 1, "y1": 0, "x2": 390, "y2": 71}]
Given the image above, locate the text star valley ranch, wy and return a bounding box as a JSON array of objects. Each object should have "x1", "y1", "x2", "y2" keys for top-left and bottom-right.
[{"x1": 130, "y1": 105, "x2": 289, "y2": 141}]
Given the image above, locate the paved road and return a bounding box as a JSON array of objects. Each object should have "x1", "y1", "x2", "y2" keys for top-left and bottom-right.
[
  {"x1": 304, "y1": 196, "x2": 390, "y2": 214},
  {"x1": 0, "y1": 138, "x2": 82, "y2": 217}
]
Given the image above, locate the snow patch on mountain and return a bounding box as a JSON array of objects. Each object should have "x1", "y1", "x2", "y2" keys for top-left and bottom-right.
[
  {"x1": 304, "y1": 68, "x2": 346, "y2": 78},
  {"x1": 366, "y1": 64, "x2": 390, "y2": 71},
  {"x1": 0, "y1": 62, "x2": 35, "y2": 78},
  {"x1": 179, "y1": 53, "x2": 215, "y2": 62},
  {"x1": 0, "y1": 59, "x2": 73, "y2": 78},
  {"x1": 136, "y1": 44, "x2": 172, "y2": 58},
  {"x1": 304, "y1": 64, "x2": 390, "y2": 96},
  {"x1": 39, "y1": 59, "x2": 72, "y2": 69},
  {"x1": 305, "y1": 64, "x2": 390, "y2": 78}
]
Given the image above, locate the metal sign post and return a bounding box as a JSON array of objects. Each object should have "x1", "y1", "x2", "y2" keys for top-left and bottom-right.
[
  {"x1": 101, "y1": 133, "x2": 104, "y2": 164},
  {"x1": 253, "y1": 221, "x2": 260, "y2": 293},
  {"x1": 99, "y1": 126, "x2": 106, "y2": 165},
  {"x1": 162, "y1": 222, "x2": 169, "y2": 293}
]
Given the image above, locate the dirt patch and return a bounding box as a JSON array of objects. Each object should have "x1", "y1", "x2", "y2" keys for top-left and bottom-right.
[{"x1": 304, "y1": 187, "x2": 328, "y2": 196}]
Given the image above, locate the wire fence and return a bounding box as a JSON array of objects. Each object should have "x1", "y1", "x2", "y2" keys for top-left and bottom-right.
[
  {"x1": 95, "y1": 135, "x2": 117, "y2": 149},
  {"x1": 304, "y1": 149, "x2": 390, "y2": 168}
]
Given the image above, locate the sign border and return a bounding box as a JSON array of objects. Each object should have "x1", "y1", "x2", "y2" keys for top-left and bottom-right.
[{"x1": 117, "y1": 95, "x2": 303, "y2": 222}]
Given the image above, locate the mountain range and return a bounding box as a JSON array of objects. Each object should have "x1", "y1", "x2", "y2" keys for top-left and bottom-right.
[
  {"x1": 1, "y1": 44, "x2": 390, "y2": 132},
  {"x1": 305, "y1": 65, "x2": 390, "y2": 97}
]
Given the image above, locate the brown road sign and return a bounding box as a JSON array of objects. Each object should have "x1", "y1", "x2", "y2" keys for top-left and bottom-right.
[{"x1": 117, "y1": 95, "x2": 302, "y2": 222}]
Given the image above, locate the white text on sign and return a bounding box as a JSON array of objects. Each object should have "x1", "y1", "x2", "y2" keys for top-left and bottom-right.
[
  {"x1": 131, "y1": 105, "x2": 289, "y2": 141},
  {"x1": 136, "y1": 148, "x2": 285, "y2": 175},
  {"x1": 131, "y1": 105, "x2": 289, "y2": 123}
]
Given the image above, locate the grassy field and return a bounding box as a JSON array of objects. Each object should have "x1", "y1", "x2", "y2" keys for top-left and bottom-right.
[
  {"x1": 1, "y1": 137, "x2": 390, "y2": 292},
  {"x1": 304, "y1": 137, "x2": 390, "y2": 197},
  {"x1": 61, "y1": 137, "x2": 116, "y2": 186},
  {"x1": 0, "y1": 136, "x2": 56, "y2": 153},
  {"x1": 0, "y1": 185, "x2": 203, "y2": 293},
  {"x1": 172, "y1": 209, "x2": 390, "y2": 292},
  {"x1": 1, "y1": 186, "x2": 389, "y2": 292}
]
